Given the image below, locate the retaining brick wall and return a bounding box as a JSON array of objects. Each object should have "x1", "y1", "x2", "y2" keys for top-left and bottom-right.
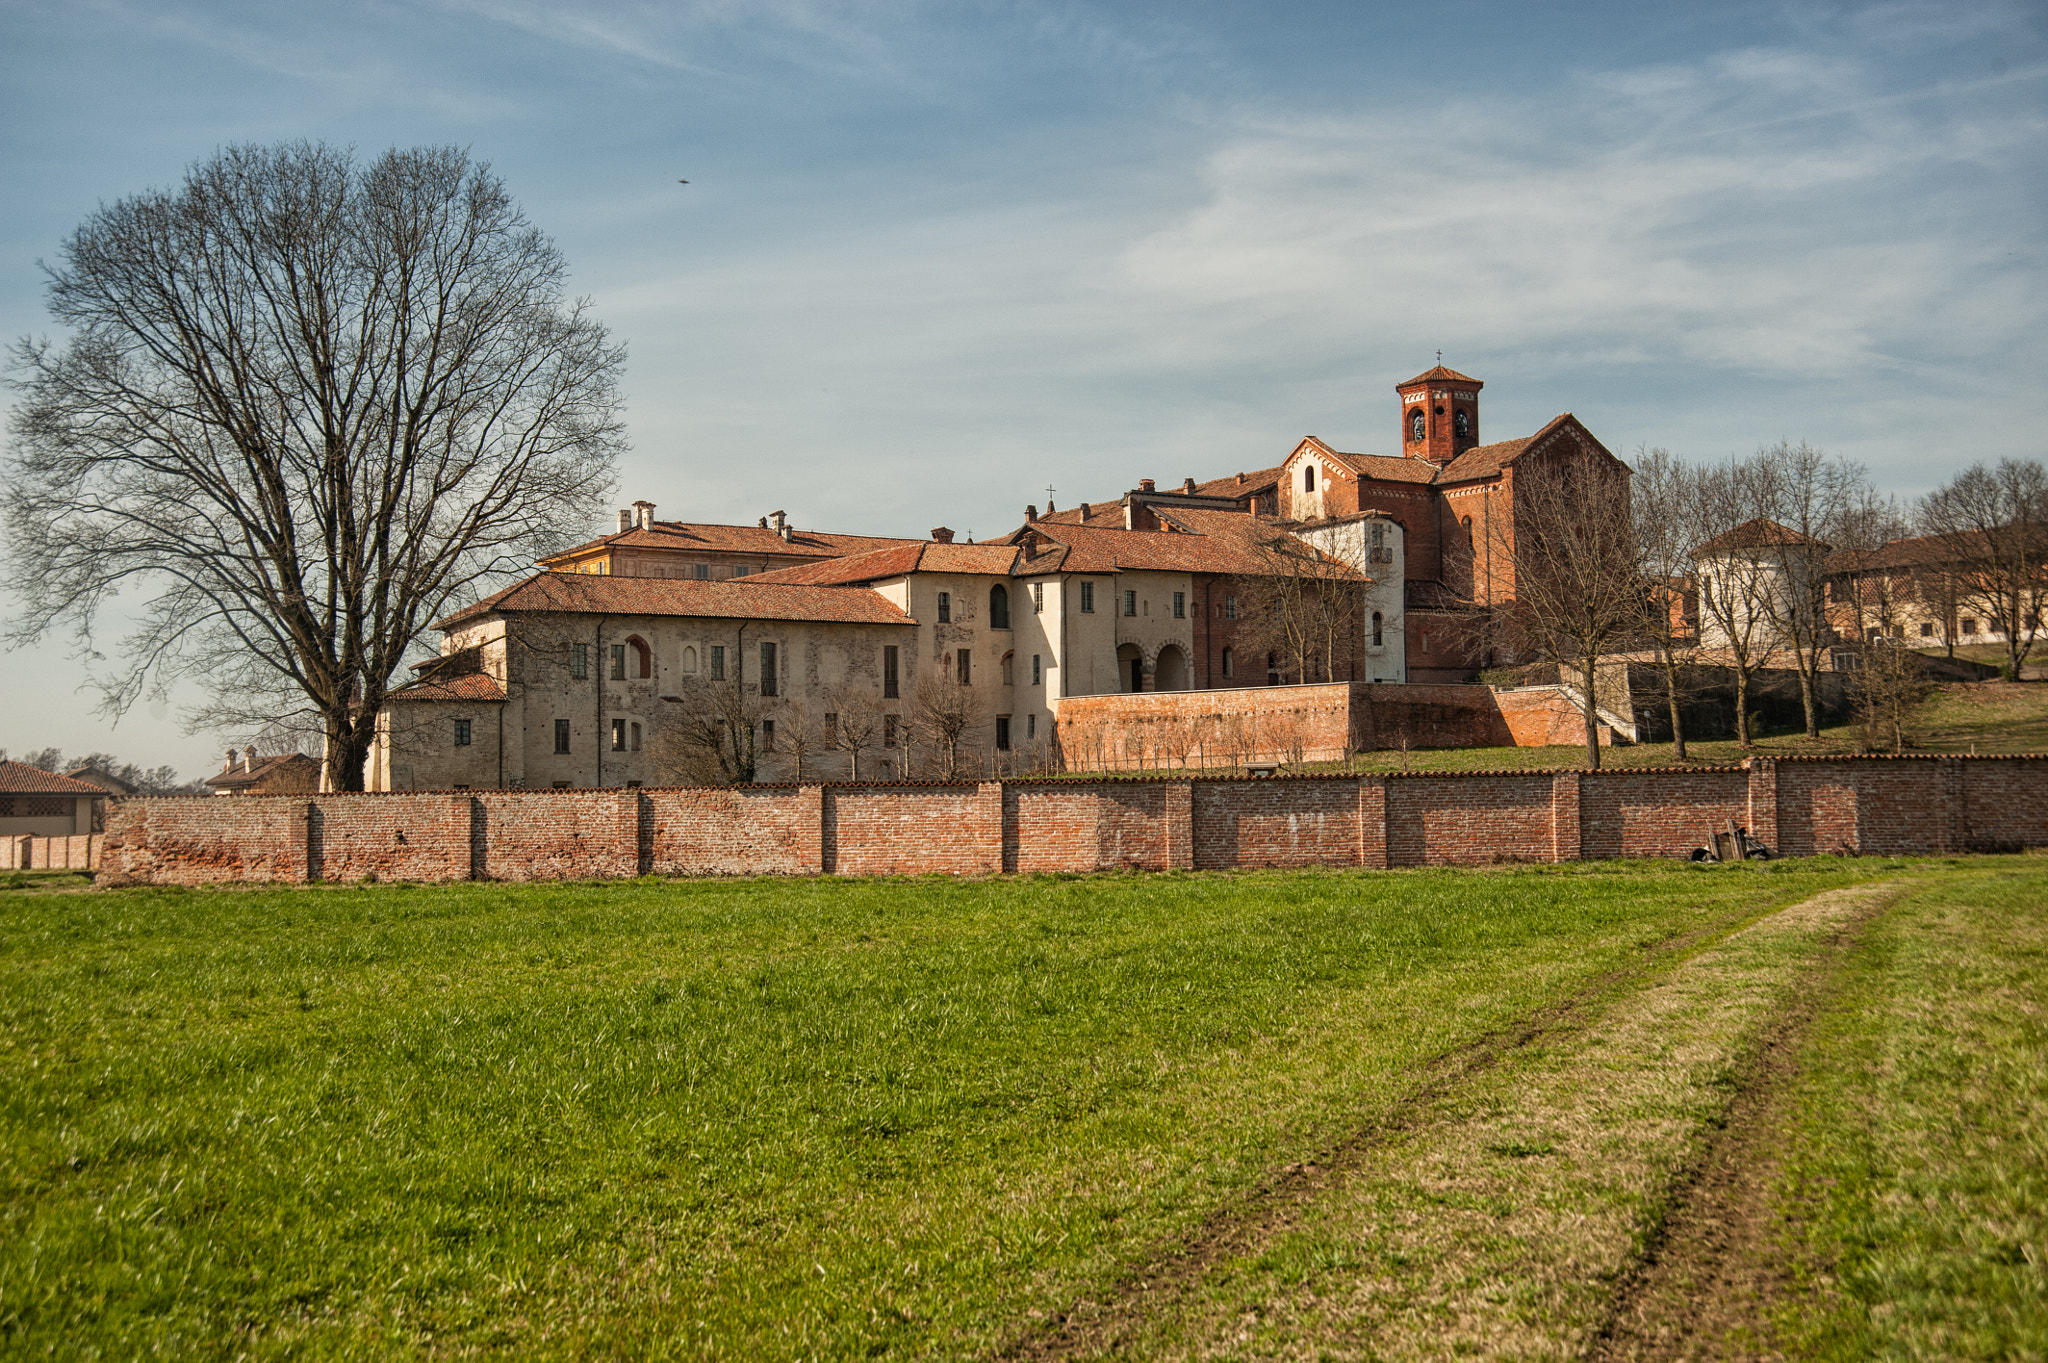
[
  {"x1": 96, "y1": 755, "x2": 2048, "y2": 885},
  {"x1": 1, "y1": 834, "x2": 101, "y2": 871}
]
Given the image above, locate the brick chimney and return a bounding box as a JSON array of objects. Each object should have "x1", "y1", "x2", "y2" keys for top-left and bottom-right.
[
  {"x1": 931, "y1": 527, "x2": 955, "y2": 544},
  {"x1": 1182, "y1": 477, "x2": 1197, "y2": 494},
  {"x1": 633, "y1": 499, "x2": 655, "y2": 529},
  {"x1": 1024, "y1": 504, "x2": 1038, "y2": 522},
  {"x1": 1138, "y1": 478, "x2": 1156, "y2": 493},
  {"x1": 616, "y1": 509, "x2": 633, "y2": 533},
  {"x1": 223, "y1": 748, "x2": 238, "y2": 773},
  {"x1": 243, "y1": 746, "x2": 257, "y2": 772},
  {"x1": 770, "y1": 510, "x2": 786, "y2": 533}
]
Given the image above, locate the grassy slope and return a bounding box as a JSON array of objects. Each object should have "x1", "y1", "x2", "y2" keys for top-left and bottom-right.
[
  {"x1": 0, "y1": 863, "x2": 1878, "y2": 1359},
  {"x1": 1774, "y1": 865, "x2": 2048, "y2": 1358}
]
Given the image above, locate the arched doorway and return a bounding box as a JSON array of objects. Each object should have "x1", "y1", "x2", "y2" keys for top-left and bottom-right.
[
  {"x1": 1154, "y1": 644, "x2": 1188, "y2": 691},
  {"x1": 1116, "y1": 642, "x2": 1145, "y2": 693}
]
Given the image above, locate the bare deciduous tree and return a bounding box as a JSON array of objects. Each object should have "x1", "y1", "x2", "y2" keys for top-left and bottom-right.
[
  {"x1": 654, "y1": 680, "x2": 759, "y2": 785},
  {"x1": 3, "y1": 143, "x2": 625, "y2": 790},
  {"x1": 1490, "y1": 453, "x2": 1640, "y2": 768},
  {"x1": 1917, "y1": 458, "x2": 2048, "y2": 679},
  {"x1": 1233, "y1": 530, "x2": 1363, "y2": 685},
  {"x1": 825, "y1": 684, "x2": 882, "y2": 781},
  {"x1": 1849, "y1": 641, "x2": 1932, "y2": 754},
  {"x1": 912, "y1": 670, "x2": 972, "y2": 780},
  {"x1": 1629, "y1": 447, "x2": 1709, "y2": 760}
]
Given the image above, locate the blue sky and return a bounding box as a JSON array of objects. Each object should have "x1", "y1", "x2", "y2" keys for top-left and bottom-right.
[{"x1": 3, "y1": 0, "x2": 2044, "y2": 774}]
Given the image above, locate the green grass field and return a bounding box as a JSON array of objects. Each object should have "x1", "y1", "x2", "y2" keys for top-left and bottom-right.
[{"x1": 2, "y1": 859, "x2": 2041, "y2": 1358}]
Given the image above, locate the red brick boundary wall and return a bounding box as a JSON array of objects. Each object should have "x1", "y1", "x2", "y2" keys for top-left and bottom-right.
[
  {"x1": 2, "y1": 834, "x2": 101, "y2": 870},
  {"x1": 1052, "y1": 682, "x2": 1606, "y2": 772},
  {"x1": 97, "y1": 755, "x2": 2048, "y2": 885}
]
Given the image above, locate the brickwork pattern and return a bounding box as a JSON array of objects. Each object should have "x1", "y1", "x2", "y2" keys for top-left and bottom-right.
[
  {"x1": 2, "y1": 835, "x2": 101, "y2": 870},
  {"x1": 96, "y1": 755, "x2": 2048, "y2": 885}
]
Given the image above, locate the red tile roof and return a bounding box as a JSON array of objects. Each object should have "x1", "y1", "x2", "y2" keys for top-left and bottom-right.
[
  {"x1": 436, "y1": 572, "x2": 917, "y2": 629},
  {"x1": 539, "y1": 520, "x2": 921, "y2": 567},
  {"x1": 388, "y1": 672, "x2": 510, "y2": 703},
  {"x1": 1033, "y1": 466, "x2": 1286, "y2": 529},
  {"x1": 1004, "y1": 508, "x2": 1366, "y2": 580},
  {"x1": 1295, "y1": 443, "x2": 1440, "y2": 485},
  {"x1": 0, "y1": 760, "x2": 107, "y2": 795},
  {"x1": 203, "y1": 754, "x2": 320, "y2": 791},
  {"x1": 746, "y1": 541, "x2": 1022, "y2": 586},
  {"x1": 1399, "y1": 364, "x2": 1484, "y2": 387}
]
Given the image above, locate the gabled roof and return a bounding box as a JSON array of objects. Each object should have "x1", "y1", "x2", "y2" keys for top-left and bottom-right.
[
  {"x1": 1694, "y1": 518, "x2": 1827, "y2": 556},
  {"x1": 1032, "y1": 466, "x2": 1286, "y2": 529},
  {"x1": 435, "y1": 572, "x2": 917, "y2": 630},
  {"x1": 0, "y1": 760, "x2": 106, "y2": 795},
  {"x1": 1398, "y1": 364, "x2": 1483, "y2": 387},
  {"x1": 538, "y1": 520, "x2": 921, "y2": 567},
  {"x1": 1431, "y1": 413, "x2": 1618, "y2": 485},
  {"x1": 1285, "y1": 437, "x2": 1438, "y2": 485},
  {"x1": 745, "y1": 542, "x2": 1021, "y2": 586},
  {"x1": 388, "y1": 672, "x2": 510, "y2": 703}
]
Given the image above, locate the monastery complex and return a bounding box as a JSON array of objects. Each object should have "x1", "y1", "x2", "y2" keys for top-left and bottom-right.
[{"x1": 367, "y1": 366, "x2": 1635, "y2": 790}]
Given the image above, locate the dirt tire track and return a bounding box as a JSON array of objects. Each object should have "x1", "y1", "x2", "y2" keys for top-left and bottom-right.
[
  {"x1": 1584, "y1": 885, "x2": 1903, "y2": 1361},
  {"x1": 994, "y1": 889, "x2": 1867, "y2": 1363}
]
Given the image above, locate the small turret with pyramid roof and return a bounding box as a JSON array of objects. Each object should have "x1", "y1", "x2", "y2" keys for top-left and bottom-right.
[{"x1": 1396, "y1": 361, "x2": 1483, "y2": 467}]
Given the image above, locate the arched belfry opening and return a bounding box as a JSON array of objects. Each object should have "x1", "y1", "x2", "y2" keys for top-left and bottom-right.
[{"x1": 1397, "y1": 363, "x2": 1482, "y2": 466}]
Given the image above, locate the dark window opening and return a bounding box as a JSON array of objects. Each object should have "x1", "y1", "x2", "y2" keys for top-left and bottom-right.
[
  {"x1": 611, "y1": 719, "x2": 627, "y2": 751},
  {"x1": 626, "y1": 635, "x2": 652, "y2": 678},
  {"x1": 1225, "y1": 594, "x2": 1237, "y2": 619},
  {"x1": 454, "y1": 719, "x2": 472, "y2": 746},
  {"x1": 1920, "y1": 622, "x2": 1934, "y2": 637},
  {"x1": 709, "y1": 645, "x2": 725, "y2": 680},
  {"x1": 554, "y1": 719, "x2": 571, "y2": 753},
  {"x1": 1123, "y1": 590, "x2": 1136, "y2": 617},
  {"x1": 1079, "y1": 581, "x2": 1095, "y2": 613},
  {"x1": 694, "y1": 563, "x2": 709, "y2": 579},
  {"x1": 995, "y1": 716, "x2": 1011, "y2": 750},
  {"x1": 610, "y1": 644, "x2": 626, "y2": 680},
  {"x1": 630, "y1": 721, "x2": 641, "y2": 751},
  {"x1": 763, "y1": 719, "x2": 776, "y2": 751},
  {"x1": 1221, "y1": 647, "x2": 1234, "y2": 678},
  {"x1": 1032, "y1": 583, "x2": 1044, "y2": 613},
  {"x1": 1304, "y1": 466, "x2": 1316, "y2": 492},
  {"x1": 1455, "y1": 409, "x2": 1470, "y2": 438},
  {"x1": 760, "y1": 641, "x2": 778, "y2": 696},
  {"x1": 1172, "y1": 591, "x2": 1185, "y2": 619},
  {"x1": 883, "y1": 645, "x2": 900, "y2": 698},
  {"x1": 1031, "y1": 654, "x2": 1042, "y2": 685},
  {"x1": 1410, "y1": 408, "x2": 1426, "y2": 442},
  {"x1": 1372, "y1": 611, "x2": 1384, "y2": 647},
  {"x1": 570, "y1": 644, "x2": 588, "y2": 679},
  {"x1": 990, "y1": 585, "x2": 1010, "y2": 629},
  {"x1": 937, "y1": 591, "x2": 951, "y2": 623},
  {"x1": 884, "y1": 715, "x2": 898, "y2": 748},
  {"x1": 1027, "y1": 714, "x2": 1036, "y2": 739},
  {"x1": 957, "y1": 649, "x2": 972, "y2": 685}
]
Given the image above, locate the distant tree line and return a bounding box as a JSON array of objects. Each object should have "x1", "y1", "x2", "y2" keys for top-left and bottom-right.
[{"x1": 0, "y1": 747, "x2": 206, "y2": 795}]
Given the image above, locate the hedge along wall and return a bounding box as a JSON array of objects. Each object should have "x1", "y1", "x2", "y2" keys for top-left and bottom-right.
[{"x1": 96, "y1": 755, "x2": 2048, "y2": 886}]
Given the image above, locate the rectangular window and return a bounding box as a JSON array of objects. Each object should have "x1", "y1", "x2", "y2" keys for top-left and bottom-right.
[
  {"x1": 884, "y1": 715, "x2": 898, "y2": 748},
  {"x1": 1172, "y1": 591, "x2": 1185, "y2": 619},
  {"x1": 1920, "y1": 622, "x2": 1934, "y2": 637},
  {"x1": 883, "y1": 645, "x2": 899, "y2": 698},
  {"x1": 1225, "y1": 595, "x2": 1237, "y2": 620},
  {"x1": 610, "y1": 644, "x2": 626, "y2": 679},
  {"x1": 554, "y1": 719, "x2": 571, "y2": 753},
  {"x1": 732, "y1": 565, "x2": 749, "y2": 577},
  {"x1": 957, "y1": 649, "x2": 972, "y2": 685},
  {"x1": 1123, "y1": 590, "x2": 1136, "y2": 617},
  {"x1": 1079, "y1": 581, "x2": 1094, "y2": 613},
  {"x1": 630, "y1": 721, "x2": 641, "y2": 752},
  {"x1": 1027, "y1": 714, "x2": 1036, "y2": 739},
  {"x1": 763, "y1": 719, "x2": 776, "y2": 751},
  {"x1": 1032, "y1": 654, "x2": 1042, "y2": 685},
  {"x1": 760, "y1": 641, "x2": 778, "y2": 696},
  {"x1": 1963, "y1": 618, "x2": 1978, "y2": 635},
  {"x1": 611, "y1": 719, "x2": 627, "y2": 751},
  {"x1": 995, "y1": 716, "x2": 1011, "y2": 750},
  {"x1": 825, "y1": 713, "x2": 838, "y2": 746},
  {"x1": 709, "y1": 645, "x2": 725, "y2": 680},
  {"x1": 1032, "y1": 582, "x2": 1044, "y2": 613},
  {"x1": 937, "y1": 591, "x2": 951, "y2": 623},
  {"x1": 453, "y1": 718, "x2": 472, "y2": 746},
  {"x1": 694, "y1": 563, "x2": 709, "y2": 579},
  {"x1": 571, "y1": 643, "x2": 588, "y2": 679}
]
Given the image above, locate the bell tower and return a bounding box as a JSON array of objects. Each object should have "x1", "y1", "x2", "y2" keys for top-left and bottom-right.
[{"x1": 1396, "y1": 362, "x2": 1483, "y2": 466}]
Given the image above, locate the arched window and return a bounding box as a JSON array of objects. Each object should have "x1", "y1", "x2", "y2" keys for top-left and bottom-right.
[
  {"x1": 1455, "y1": 409, "x2": 1470, "y2": 438},
  {"x1": 1371, "y1": 611, "x2": 1383, "y2": 647},
  {"x1": 1304, "y1": 466, "x2": 1317, "y2": 492},
  {"x1": 1462, "y1": 516, "x2": 1474, "y2": 547},
  {"x1": 989, "y1": 584, "x2": 1010, "y2": 629},
  {"x1": 625, "y1": 635, "x2": 652, "y2": 678},
  {"x1": 682, "y1": 645, "x2": 698, "y2": 674},
  {"x1": 1221, "y1": 647, "x2": 1234, "y2": 678},
  {"x1": 1410, "y1": 408, "x2": 1426, "y2": 442}
]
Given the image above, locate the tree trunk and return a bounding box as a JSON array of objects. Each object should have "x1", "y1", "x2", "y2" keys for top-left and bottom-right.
[
  {"x1": 1796, "y1": 662, "x2": 1819, "y2": 740},
  {"x1": 1735, "y1": 663, "x2": 1753, "y2": 747},
  {"x1": 1580, "y1": 651, "x2": 1602, "y2": 771},
  {"x1": 1662, "y1": 654, "x2": 1688, "y2": 762},
  {"x1": 329, "y1": 712, "x2": 374, "y2": 792}
]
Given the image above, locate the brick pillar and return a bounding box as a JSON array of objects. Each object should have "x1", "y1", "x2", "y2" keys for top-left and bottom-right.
[
  {"x1": 1164, "y1": 781, "x2": 1194, "y2": 869},
  {"x1": 1940, "y1": 757, "x2": 1967, "y2": 853},
  {"x1": 810, "y1": 786, "x2": 834, "y2": 874},
  {"x1": 1746, "y1": 758, "x2": 1779, "y2": 854},
  {"x1": 976, "y1": 782, "x2": 1005, "y2": 874},
  {"x1": 1551, "y1": 771, "x2": 1581, "y2": 864},
  {"x1": 1359, "y1": 777, "x2": 1389, "y2": 869}
]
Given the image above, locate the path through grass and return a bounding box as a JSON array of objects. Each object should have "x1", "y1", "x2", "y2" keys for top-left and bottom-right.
[{"x1": 0, "y1": 862, "x2": 1885, "y2": 1358}]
